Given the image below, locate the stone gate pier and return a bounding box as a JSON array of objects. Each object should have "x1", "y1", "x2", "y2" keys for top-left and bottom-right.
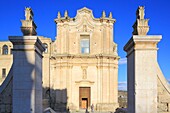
[{"x1": 124, "y1": 6, "x2": 170, "y2": 113}]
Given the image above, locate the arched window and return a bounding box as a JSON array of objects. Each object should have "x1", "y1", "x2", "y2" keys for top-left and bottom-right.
[
  {"x1": 43, "y1": 43, "x2": 48, "y2": 53},
  {"x1": 2, "y1": 45, "x2": 8, "y2": 55}
]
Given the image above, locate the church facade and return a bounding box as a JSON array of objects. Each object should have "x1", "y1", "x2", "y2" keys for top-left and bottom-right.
[{"x1": 0, "y1": 7, "x2": 119, "y2": 111}]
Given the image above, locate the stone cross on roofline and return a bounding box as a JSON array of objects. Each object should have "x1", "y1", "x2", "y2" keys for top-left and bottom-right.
[{"x1": 132, "y1": 6, "x2": 150, "y2": 36}]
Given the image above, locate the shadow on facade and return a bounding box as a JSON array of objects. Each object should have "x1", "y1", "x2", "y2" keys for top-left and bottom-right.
[
  {"x1": 0, "y1": 45, "x2": 35, "y2": 113},
  {"x1": 43, "y1": 87, "x2": 69, "y2": 112}
]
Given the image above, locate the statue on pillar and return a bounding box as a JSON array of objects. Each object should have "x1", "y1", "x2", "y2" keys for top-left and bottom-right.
[
  {"x1": 21, "y1": 7, "x2": 37, "y2": 36},
  {"x1": 132, "y1": 6, "x2": 149, "y2": 36},
  {"x1": 137, "y1": 6, "x2": 145, "y2": 19},
  {"x1": 25, "y1": 7, "x2": 33, "y2": 21}
]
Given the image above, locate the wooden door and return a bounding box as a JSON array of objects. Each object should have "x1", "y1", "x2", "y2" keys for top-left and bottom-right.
[
  {"x1": 82, "y1": 99, "x2": 87, "y2": 109},
  {"x1": 79, "y1": 87, "x2": 90, "y2": 109}
]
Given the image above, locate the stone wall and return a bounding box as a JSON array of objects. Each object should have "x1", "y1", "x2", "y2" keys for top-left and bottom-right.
[{"x1": 0, "y1": 41, "x2": 13, "y2": 85}]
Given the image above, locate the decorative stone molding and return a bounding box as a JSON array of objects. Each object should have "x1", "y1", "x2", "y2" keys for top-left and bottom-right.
[{"x1": 75, "y1": 80, "x2": 94, "y2": 85}]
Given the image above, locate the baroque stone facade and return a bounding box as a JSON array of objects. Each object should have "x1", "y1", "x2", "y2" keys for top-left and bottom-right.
[
  {"x1": 1, "y1": 6, "x2": 169, "y2": 113},
  {"x1": 0, "y1": 7, "x2": 119, "y2": 112}
]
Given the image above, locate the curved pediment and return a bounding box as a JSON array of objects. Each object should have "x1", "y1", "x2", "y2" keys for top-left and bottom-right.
[
  {"x1": 54, "y1": 7, "x2": 115, "y2": 26},
  {"x1": 71, "y1": 7, "x2": 98, "y2": 30},
  {"x1": 75, "y1": 7, "x2": 96, "y2": 21}
]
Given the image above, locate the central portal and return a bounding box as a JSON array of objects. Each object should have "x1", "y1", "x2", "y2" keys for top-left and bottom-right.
[{"x1": 79, "y1": 87, "x2": 91, "y2": 109}]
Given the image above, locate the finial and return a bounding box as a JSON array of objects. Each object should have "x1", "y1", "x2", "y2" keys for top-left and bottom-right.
[
  {"x1": 102, "y1": 10, "x2": 106, "y2": 18},
  {"x1": 58, "y1": 11, "x2": 61, "y2": 19},
  {"x1": 64, "y1": 10, "x2": 68, "y2": 18},
  {"x1": 132, "y1": 6, "x2": 149, "y2": 36},
  {"x1": 109, "y1": 12, "x2": 112, "y2": 19}
]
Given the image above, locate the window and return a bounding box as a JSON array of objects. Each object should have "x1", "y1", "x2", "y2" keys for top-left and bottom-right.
[
  {"x1": 81, "y1": 39, "x2": 90, "y2": 54},
  {"x1": 2, "y1": 68, "x2": 6, "y2": 78},
  {"x1": 43, "y1": 43, "x2": 48, "y2": 53},
  {"x1": 2, "y1": 45, "x2": 8, "y2": 55}
]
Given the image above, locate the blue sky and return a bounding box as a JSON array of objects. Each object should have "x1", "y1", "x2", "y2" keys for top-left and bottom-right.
[{"x1": 0, "y1": 0, "x2": 170, "y2": 90}]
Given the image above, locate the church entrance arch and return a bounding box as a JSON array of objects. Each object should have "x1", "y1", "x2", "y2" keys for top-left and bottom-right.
[{"x1": 79, "y1": 87, "x2": 91, "y2": 109}]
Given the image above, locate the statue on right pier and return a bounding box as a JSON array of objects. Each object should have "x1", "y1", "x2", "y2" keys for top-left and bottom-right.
[{"x1": 132, "y1": 6, "x2": 150, "y2": 35}]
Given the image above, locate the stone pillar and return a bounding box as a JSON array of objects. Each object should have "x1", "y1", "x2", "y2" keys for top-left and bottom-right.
[
  {"x1": 124, "y1": 35, "x2": 161, "y2": 113},
  {"x1": 9, "y1": 36, "x2": 45, "y2": 113},
  {"x1": 124, "y1": 6, "x2": 163, "y2": 113}
]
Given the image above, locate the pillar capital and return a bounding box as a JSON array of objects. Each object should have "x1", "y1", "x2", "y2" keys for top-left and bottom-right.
[
  {"x1": 9, "y1": 36, "x2": 45, "y2": 56},
  {"x1": 124, "y1": 35, "x2": 162, "y2": 56}
]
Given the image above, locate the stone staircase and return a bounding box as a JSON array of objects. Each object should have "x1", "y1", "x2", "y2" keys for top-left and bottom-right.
[{"x1": 44, "y1": 108, "x2": 115, "y2": 113}]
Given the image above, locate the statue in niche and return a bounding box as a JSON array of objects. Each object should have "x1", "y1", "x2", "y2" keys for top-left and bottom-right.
[
  {"x1": 83, "y1": 25, "x2": 87, "y2": 32},
  {"x1": 82, "y1": 68, "x2": 87, "y2": 79}
]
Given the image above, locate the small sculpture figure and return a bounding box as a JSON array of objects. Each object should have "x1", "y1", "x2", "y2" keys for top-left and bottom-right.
[
  {"x1": 25, "y1": 7, "x2": 33, "y2": 21},
  {"x1": 21, "y1": 7, "x2": 37, "y2": 36},
  {"x1": 132, "y1": 6, "x2": 149, "y2": 35},
  {"x1": 137, "y1": 6, "x2": 145, "y2": 19}
]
